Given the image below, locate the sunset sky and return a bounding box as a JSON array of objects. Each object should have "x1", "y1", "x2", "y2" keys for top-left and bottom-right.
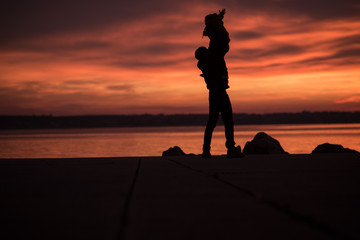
[{"x1": 1, "y1": 0, "x2": 360, "y2": 115}]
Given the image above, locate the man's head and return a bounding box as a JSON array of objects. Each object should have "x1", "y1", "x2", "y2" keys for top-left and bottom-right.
[{"x1": 205, "y1": 13, "x2": 218, "y2": 27}]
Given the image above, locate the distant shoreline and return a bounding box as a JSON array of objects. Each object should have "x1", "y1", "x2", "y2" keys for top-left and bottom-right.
[{"x1": 1, "y1": 111, "x2": 360, "y2": 130}]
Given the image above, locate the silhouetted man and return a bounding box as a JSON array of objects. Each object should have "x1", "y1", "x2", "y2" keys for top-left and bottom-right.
[
  {"x1": 195, "y1": 46, "x2": 243, "y2": 158},
  {"x1": 196, "y1": 9, "x2": 243, "y2": 158}
]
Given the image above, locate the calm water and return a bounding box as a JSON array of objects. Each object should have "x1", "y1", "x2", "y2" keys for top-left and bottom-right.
[{"x1": 0, "y1": 123, "x2": 359, "y2": 158}]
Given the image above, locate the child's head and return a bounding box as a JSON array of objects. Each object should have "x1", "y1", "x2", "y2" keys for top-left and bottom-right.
[
  {"x1": 203, "y1": 9, "x2": 226, "y2": 37},
  {"x1": 195, "y1": 46, "x2": 208, "y2": 60}
]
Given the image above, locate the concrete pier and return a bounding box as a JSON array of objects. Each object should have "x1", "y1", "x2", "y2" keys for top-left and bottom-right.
[{"x1": 1, "y1": 154, "x2": 360, "y2": 239}]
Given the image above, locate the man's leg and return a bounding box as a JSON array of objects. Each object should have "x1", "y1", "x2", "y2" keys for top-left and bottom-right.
[
  {"x1": 220, "y1": 91, "x2": 235, "y2": 149},
  {"x1": 221, "y1": 92, "x2": 244, "y2": 158},
  {"x1": 203, "y1": 109, "x2": 219, "y2": 152},
  {"x1": 203, "y1": 93, "x2": 219, "y2": 155}
]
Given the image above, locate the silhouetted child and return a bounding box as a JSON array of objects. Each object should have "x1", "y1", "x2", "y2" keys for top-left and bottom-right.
[
  {"x1": 195, "y1": 46, "x2": 243, "y2": 158},
  {"x1": 195, "y1": 46, "x2": 229, "y2": 90},
  {"x1": 203, "y1": 9, "x2": 230, "y2": 58}
]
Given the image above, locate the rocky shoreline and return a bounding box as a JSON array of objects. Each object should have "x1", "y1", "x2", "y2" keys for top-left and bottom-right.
[{"x1": 163, "y1": 132, "x2": 359, "y2": 156}]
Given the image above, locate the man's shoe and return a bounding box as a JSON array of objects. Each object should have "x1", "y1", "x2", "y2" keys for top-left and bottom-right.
[
  {"x1": 202, "y1": 150, "x2": 212, "y2": 158},
  {"x1": 227, "y1": 146, "x2": 244, "y2": 158}
]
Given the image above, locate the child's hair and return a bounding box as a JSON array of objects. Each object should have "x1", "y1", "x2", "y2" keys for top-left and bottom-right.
[
  {"x1": 195, "y1": 46, "x2": 208, "y2": 60},
  {"x1": 203, "y1": 9, "x2": 226, "y2": 37}
]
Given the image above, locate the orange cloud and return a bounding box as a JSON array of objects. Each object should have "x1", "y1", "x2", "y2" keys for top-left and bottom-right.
[
  {"x1": 0, "y1": 1, "x2": 360, "y2": 115},
  {"x1": 335, "y1": 96, "x2": 360, "y2": 104}
]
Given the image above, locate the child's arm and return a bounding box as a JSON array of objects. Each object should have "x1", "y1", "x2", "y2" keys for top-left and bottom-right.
[{"x1": 218, "y1": 9, "x2": 226, "y2": 20}]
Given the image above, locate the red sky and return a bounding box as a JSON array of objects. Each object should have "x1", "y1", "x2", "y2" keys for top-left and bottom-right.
[{"x1": 1, "y1": 0, "x2": 360, "y2": 115}]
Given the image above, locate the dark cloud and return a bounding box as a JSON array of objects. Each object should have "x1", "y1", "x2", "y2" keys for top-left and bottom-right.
[
  {"x1": 297, "y1": 48, "x2": 360, "y2": 66},
  {"x1": 110, "y1": 59, "x2": 178, "y2": 68},
  {"x1": 65, "y1": 80, "x2": 101, "y2": 85},
  {"x1": 229, "y1": 63, "x2": 285, "y2": 75},
  {"x1": 106, "y1": 84, "x2": 134, "y2": 92},
  {"x1": 226, "y1": 0, "x2": 360, "y2": 21},
  {"x1": 232, "y1": 31, "x2": 264, "y2": 40},
  {"x1": 0, "y1": 0, "x2": 186, "y2": 45},
  {"x1": 260, "y1": 45, "x2": 305, "y2": 57},
  {"x1": 70, "y1": 41, "x2": 112, "y2": 50},
  {"x1": 0, "y1": 83, "x2": 140, "y2": 115},
  {"x1": 1, "y1": 39, "x2": 113, "y2": 52},
  {"x1": 270, "y1": 0, "x2": 360, "y2": 20},
  {"x1": 117, "y1": 42, "x2": 194, "y2": 56},
  {"x1": 329, "y1": 34, "x2": 360, "y2": 48},
  {"x1": 0, "y1": 85, "x2": 42, "y2": 111},
  {"x1": 110, "y1": 56, "x2": 192, "y2": 69},
  {"x1": 2, "y1": 0, "x2": 359, "y2": 47},
  {"x1": 231, "y1": 46, "x2": 360, "y2": 73},
  {"x1": 116, "y1": 104, "x2": 206, "y2": 115},
  {"x1": 231, "y1": 44, "x2": 306, "y2": 60},
  {"x1": 229, "y1": 49, "x2": 262, "y2": 61},
  {"x1": 333, "y1": 49, "x2": 360, "y2": 59}
]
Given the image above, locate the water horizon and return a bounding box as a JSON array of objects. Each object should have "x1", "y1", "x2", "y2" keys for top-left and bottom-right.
[{"x1": 1, "y1": 123, "x2": 359, "y2": 158}]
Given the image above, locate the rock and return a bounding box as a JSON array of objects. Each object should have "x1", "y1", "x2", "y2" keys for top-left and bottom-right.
[
  {"x1": 311, "y1": 143, "x2": 359, "y2": 154},
  {"x1": 243, "y1": 132, "x2": 288, "y2": 154},
  {"x1": 162, "y1": 146, "x2": 186, "y2": 156}
]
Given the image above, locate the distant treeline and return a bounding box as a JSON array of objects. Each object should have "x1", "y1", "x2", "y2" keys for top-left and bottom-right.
[{"x1": 1, "y1": 111, "x2": 360, "y2": 129}]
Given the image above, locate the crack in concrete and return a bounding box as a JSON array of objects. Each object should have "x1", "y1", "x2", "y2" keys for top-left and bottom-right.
[
  {"x1": 118, "y1": 157, "x2": 142, "y2": 240},
  {"x1": 166, "y1": 157, "x2": 353, "y2": 240}
]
